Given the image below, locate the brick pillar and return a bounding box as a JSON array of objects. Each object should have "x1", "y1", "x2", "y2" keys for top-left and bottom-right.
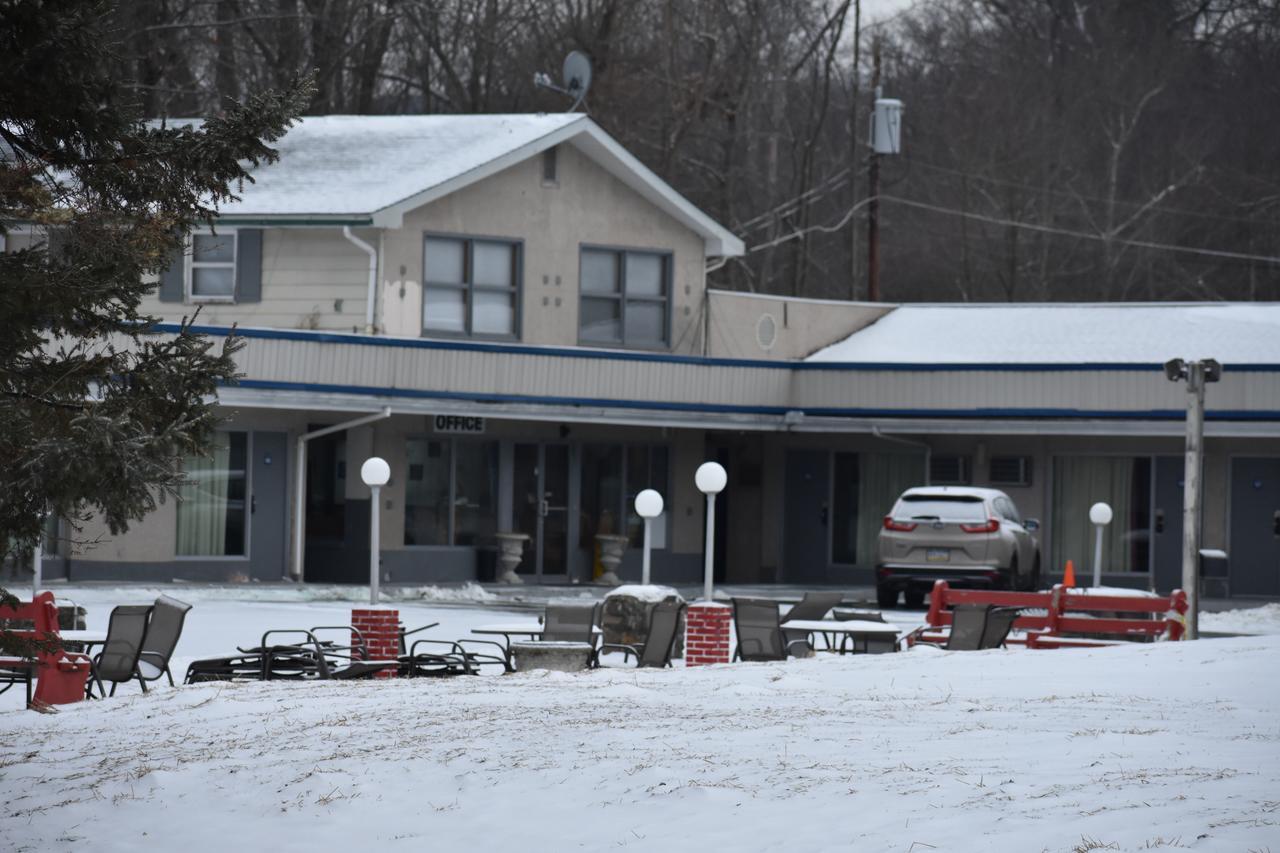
[
  {"x1": 685, "y1": 602, "x2": 732, "y2": 666},
  {"x1": 351, "y1": 607, "x2": 400, "y2": 679}
]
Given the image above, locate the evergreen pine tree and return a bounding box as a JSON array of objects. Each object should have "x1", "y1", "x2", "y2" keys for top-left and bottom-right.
[{"x1": 0, "y1": 0, "x2": 313, "y2": 655}]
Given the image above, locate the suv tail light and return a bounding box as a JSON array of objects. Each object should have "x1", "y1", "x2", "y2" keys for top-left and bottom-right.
[
  {"x1": 960, "y1": 517, "x2": 1000, "y2": 534},
  {"x1": 883, "y1": 516, "x2": 918, "y2": 532}
]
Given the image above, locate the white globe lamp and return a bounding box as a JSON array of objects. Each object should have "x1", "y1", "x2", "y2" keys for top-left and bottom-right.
[
  {"x1": 361, "y1": 456, "x2": 391, "y2": 603},
  {"x1": 634, "y1": 489, "x2": 664, "y2": 586},
  {"x1": 1088, "y1": 501, "x2": 1113, "y2": 589},
  {"x1": 695, "y1": 462, "x2": 727, "y2": 602}
]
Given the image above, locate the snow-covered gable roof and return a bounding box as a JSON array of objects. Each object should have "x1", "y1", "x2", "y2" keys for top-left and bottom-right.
[
  {"x1": 806, "y1": 303, "x2": 1280, "y2": 365},
  {"x1": 197, "y1": 113, "x2": 743, "y2": 256}
]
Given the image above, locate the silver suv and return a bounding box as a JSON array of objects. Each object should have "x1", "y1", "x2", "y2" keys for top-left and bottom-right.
[{"x1": 876, "y1": 486, "x2": 1040, "y2": 608}]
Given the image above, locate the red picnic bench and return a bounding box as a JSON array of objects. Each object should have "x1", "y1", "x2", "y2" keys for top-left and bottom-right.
[
  {"x1": 0, "y1": 590, "x2": 93, "y2": 709},
  {"x1": 911, "y1": 580, "x2": 1188, "y2": 648}
]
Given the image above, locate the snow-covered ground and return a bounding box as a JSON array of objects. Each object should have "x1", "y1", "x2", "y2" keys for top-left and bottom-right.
[{"x1": 3, "y1": 587, "x2": 1279, "y2": 852}]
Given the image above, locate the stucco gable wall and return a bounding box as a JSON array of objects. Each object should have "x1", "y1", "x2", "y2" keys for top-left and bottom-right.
[{"x1": 382, "y1": 143, "x2": 708, "y2": 352}]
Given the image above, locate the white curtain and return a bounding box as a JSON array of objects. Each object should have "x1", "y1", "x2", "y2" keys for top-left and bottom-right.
[
  {"x1": 857, "y1": 452, "x2": 927, "y2": 567},
  {"x1": 1051, "y1": 456, "x2": 1135, "y2": 573},
  {"x1": 177, "y1": 441, "x2": 231, "y2": 556}
]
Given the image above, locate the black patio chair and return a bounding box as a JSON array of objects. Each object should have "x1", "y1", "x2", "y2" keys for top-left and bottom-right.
[
  {"x1": 980, "y1": 607, "x2": 1020, "y2": 650},
  {"x1": 599, "y1": 600, "x2": 686, "y2": 668},
  {"x1": 732, "y1": 598, "x2": 812, "y2": 662},
  {"x1": 135, "y1": 595, "x2": 192, "y2": 689},
  {"x1": 89, "y1": 604, "x2": 153, "y2": 697},
  {"x1": 542, "y1": 601, "x2": 599, "y2": 643},
  {"x1": 782, "y1": 591, "x2": 845, "y2": 650},
  {"x1": 397, "y1": 623, "x2": 476, "y2": 677},
  {"x1": 912, "y1": 604, "x2": 998, "y2": 652}
]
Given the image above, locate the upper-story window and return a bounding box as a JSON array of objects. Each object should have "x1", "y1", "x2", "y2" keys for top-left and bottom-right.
[
  {"x1": 188, "y1": 229, "x2": 237, "y2": 301},
  {"x1": 579, "y1": 247, "x2": 670, "y2": 348},
  {"x1": 423, "y1": 235, "x2": 520, "y2": 338}
]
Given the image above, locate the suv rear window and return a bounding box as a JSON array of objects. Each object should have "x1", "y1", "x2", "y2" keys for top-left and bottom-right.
[{"x1": 896, "y1": 495, "x2": 987, "y2": 521}]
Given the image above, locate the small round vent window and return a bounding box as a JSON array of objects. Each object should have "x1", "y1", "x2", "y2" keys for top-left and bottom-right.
[{"x1": 756, "y1": 313, "x2": 778, "y2": 350}]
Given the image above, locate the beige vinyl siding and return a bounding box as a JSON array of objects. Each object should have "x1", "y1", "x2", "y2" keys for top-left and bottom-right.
[{"x1": 139, "y1": 229, "x2": 373, "y2": 332}]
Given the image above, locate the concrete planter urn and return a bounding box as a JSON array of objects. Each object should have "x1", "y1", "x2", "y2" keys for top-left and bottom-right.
[
  {"x1": 594, "y1": 534, "x2": 630, "y2": 586},
  {"x1": 493, "y1": 532, "x2": 530, "y2": 584}
]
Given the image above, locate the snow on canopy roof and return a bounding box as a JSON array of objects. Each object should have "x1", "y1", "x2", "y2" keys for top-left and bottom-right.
[
  {"x1": 158, "y1": 113, "x2": 743, "y2": 256},
  {"x1": 806, "y1": 303, "x2": 1280, "y2": 365}
]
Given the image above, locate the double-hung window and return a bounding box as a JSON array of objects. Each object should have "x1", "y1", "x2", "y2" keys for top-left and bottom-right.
[
  {"x1": 188, "y1": 229, "x2": 237, "y2": 301},
  {"x1": 579, "y1": 247, "x2": 670, "y2": 347},
  {"x1": 423, "y1": 235, "x2": 520, "y2": 338}
]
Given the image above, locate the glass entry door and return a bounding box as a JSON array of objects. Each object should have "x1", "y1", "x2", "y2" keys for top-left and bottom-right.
[{"x1": 513, "y1": 443, "x2": 569, "y2": 581}]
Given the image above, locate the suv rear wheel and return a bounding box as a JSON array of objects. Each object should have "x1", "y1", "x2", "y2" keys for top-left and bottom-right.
[{"x1": 876, "y1": 586, "x2": 898, "y2": 608}]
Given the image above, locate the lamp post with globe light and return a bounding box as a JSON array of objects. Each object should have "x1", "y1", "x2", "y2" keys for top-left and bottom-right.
[
  {"x1": 633, "y1": 489, "x2": 664, "y2": 586},
  {"x1": 360, "y1": 457, "x2": 391, "y2": 605},
  {"x1": 694, "y1": 462, "x2": 727, "y2": 602},
  {"x1": 1089, "y1": 502, "x2": 1113, "y2": 589}
]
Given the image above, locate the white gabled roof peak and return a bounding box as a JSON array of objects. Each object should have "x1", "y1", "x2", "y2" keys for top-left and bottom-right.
[{"x1": 202, "y1": 113, "x2": 742, "y2": 257}]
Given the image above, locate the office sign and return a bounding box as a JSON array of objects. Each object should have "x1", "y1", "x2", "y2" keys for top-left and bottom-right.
[{"x1": 433, "y1": 414, "x2": 486, "y2": 434}]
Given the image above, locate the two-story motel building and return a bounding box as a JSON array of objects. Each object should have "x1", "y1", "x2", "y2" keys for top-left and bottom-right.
[{"x1": 14, "y1": 115, "x2": 1280, "y2": 596}]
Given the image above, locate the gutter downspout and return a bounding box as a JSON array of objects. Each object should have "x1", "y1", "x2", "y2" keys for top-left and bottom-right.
[
  {"x1": 290, "y1": 407, "x2": 392, "y2": 581},
  {"x1": 871, "y1": 425, "x2": 932, "y2": 485},
  {"x1": 343, "y1": 226, "x2": 378, "y2": 334}
]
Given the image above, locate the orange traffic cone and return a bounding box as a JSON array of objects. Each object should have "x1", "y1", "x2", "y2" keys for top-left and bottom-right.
[{"x1": 1062, "y1": 559, "x2": 1076, "y2": 589}]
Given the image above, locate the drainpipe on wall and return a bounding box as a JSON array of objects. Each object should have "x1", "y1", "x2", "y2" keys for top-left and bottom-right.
[
  {"x1": 343, "y1": 226, "x2": 378, "y2": 334},
  {"x1": 290, "y1": 407, "x2": 392, "y2": 581},
  {"x1": 871, "y1": 425, "x2": 931, "y2": 485}
]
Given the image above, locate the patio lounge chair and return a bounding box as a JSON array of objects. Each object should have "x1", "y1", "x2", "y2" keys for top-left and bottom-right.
[
  {"x1": 732, "y1": 597, "x2": 812, "y2": 662},
  {"x1": 599, "y1": 600, "x2": 686, "y2": 668},
  {"x1": 912, "y1": 604, "x2": 1015, "y2": 651},
  {"x1": 979, "y1": 607, "x2": 1020, "y2": 649},
  {"x1": 782, "y1": 591, "x2": 845, "y2": 650},
  {"x1": 542, "y1": 601, "x2": 600, "y2": 643},
  {"x1": 135, "y1": 595, "x2": 192, "y2": 689},
  {"x1": 89, "y1": 604, "x2": 153, "y2": 697},
  {"x1": 398, "y1": 623, "x2": 477, "y2": 677}
]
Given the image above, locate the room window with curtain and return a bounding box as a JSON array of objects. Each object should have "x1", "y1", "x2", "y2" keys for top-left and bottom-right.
[
  {"x1": 854, "y1": 452, "x2": 925, "y2": 567},
  {"x1": 177, "y1": 432, "x2": 248, "y2": 556},
  {"x1": 579, "y1": 247, "x2": 670, "y2": 347},
  {"x1": 188, "y1": 229, "x2": 237, "y2": 301},
  {"x1": 1051, "y1": 456, "x2": 1151, "y2": 573},
  {"x1": 422, "y1": 235, "x2": 520, "y2": 337},
  {"x1": 404, "y1": 438, "x2": 499, "y2": 546}
]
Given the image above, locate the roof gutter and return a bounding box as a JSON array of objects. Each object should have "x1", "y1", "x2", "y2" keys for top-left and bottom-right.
[{"x1": 342, "y1": 226, "x2": 378, "y2": 334}]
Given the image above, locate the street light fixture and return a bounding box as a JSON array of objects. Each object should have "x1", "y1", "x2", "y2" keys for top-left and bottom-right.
[
  {"x1": 634, "y1": 489, "x2": 664, "y2": 586},
  {"x1": 360, "y1": 456, "x2": 391, "y2": 605},
  {"x1": 1165, "y1": 357, "x2": 1221, "y2": 639},
  {"x1": 695, "y1": 462, "x2": 727, "y2": 603},
  {"x1": 1088, "y1": 502, "x2": 1113, "y2": 588}
]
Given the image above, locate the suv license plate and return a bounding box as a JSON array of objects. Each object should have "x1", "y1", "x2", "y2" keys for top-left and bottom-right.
[{"x1": 926, "y1": 548, "x2": 950, "y2": 562}]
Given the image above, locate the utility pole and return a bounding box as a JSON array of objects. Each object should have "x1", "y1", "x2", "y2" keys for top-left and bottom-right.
[
  {"x1": 866, "y1": 37, "x2": 882, "y2": 302},
  {"x1": 849, "y1": 0, "x2": 861, "y2": 301},
  {"x1": 1165, "y1": 357, "x2": 1221, "y2": 640}
]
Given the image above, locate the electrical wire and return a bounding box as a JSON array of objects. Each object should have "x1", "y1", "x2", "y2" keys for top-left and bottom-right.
[
  {"x1": 746, "y1": 197, "x2": 875, "y2": 254},
  {"x1": 879, "y1": 194, "x2": 1280, "y2": 265}
]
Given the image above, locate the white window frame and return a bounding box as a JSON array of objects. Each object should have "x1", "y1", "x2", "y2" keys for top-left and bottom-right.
[{"x1": 185, "y1": 227, "x2": 238, "y2": 303}]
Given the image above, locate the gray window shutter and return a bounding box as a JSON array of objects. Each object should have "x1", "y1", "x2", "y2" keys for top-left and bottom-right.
[
  {"x1": 158, "y1": 247, "x2": 184, "y2": 302},
  {"x1": 236, "y1": 228, "x2": 263, "y2": 303}
]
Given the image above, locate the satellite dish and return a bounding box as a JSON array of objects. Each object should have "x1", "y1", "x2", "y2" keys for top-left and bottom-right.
[{"x1": 533, "y1": 51, "x2": 593, "y2": 112}]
